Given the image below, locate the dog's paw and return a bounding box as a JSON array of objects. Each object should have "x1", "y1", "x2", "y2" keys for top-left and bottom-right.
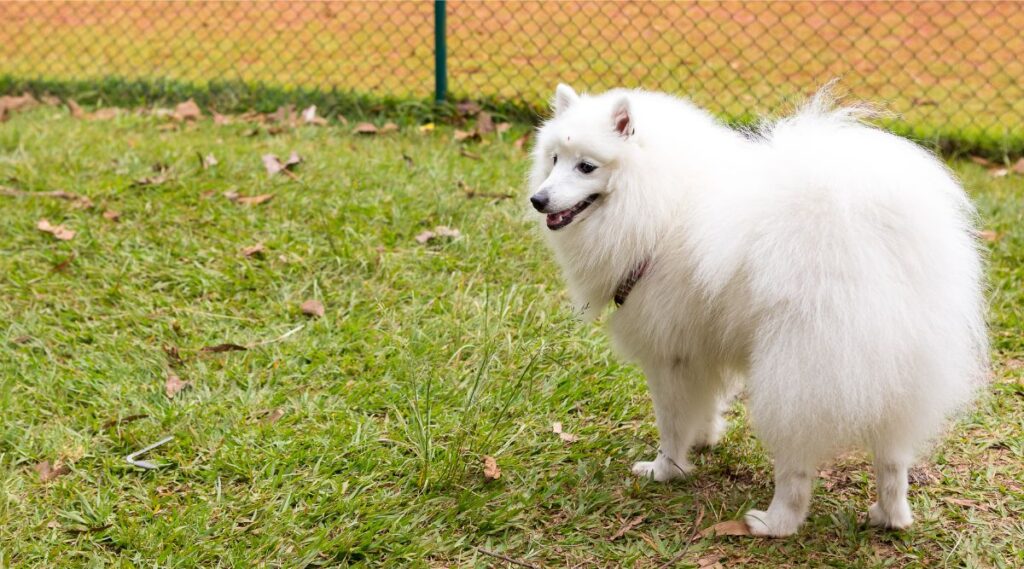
[
  {"x1": 868, "y1": 502, "x2": 913, "y2": 530},
  {"x1": 631, "y1": 456, "x2": 691, "y2": 482},
  {"x1": 744, "y1": 509, "x2": 800, "y2": 537}
]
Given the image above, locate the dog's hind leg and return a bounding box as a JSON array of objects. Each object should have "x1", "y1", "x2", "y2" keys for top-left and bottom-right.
[
  {"x1": 631, "y1": 361, "x2": 719, "y2": 482},
  {"x1": 744, "y1": 454, "x2": 816, "y2": 537},
  {"x1": 868, "y1": 439, "x2": 915, "y2": 529}
]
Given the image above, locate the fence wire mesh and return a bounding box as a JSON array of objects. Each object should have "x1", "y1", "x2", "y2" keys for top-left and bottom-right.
[{"x1": 1, "y1": 1, "x2": 1022, "y2": 150}]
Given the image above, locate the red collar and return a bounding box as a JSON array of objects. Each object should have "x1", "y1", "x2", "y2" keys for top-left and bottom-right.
[{"x1": 613, "y1": 258, "x2": 650, "y2": 307}]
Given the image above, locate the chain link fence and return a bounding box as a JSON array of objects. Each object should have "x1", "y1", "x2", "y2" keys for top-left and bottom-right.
[{"x1": 2, "y1": 1, "x2": 1022, "y2": 155}]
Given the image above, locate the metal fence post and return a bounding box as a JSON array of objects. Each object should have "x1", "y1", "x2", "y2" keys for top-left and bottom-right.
[{"x1": 434, "y1": 0, "x2": 447, "y2": 103}]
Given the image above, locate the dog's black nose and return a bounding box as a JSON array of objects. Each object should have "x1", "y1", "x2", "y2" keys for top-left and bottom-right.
[{"x1": 530, "y1": 192, "x2": 549, "y2": 212}]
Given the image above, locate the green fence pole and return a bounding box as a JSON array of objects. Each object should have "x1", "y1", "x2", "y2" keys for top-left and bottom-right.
[{"x1": 434, "y1": 0, "x2": 447, "y2": 103}]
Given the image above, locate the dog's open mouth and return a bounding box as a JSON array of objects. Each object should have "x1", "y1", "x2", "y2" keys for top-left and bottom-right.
[{"x1": 547, "y1": 194, "x2": 599, "y2": 230}]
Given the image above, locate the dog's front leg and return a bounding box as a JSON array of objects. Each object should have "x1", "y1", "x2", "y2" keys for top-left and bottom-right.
[{"x1": 631, "y1": 362, "x2": 717, "y2": 482}]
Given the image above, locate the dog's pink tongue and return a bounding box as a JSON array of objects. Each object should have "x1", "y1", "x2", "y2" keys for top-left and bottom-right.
[{"x1": 547, "y1": 212, "x2": 561, "y2": 224}]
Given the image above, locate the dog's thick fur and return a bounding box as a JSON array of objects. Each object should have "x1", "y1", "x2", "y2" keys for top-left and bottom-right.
[{"x1": 528, "y1": 85, "x2": 987, "y2": 537}]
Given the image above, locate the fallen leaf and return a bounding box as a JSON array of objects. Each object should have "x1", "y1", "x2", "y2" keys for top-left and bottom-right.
[
  {"x1": 476, "y1": 111, "x2": 495, "y2": 134},
  {"x1": 496, "y1": 122, "x2": 512, "y2": 134},
  {"x1": 201, "y1": 343, "x2": 248, "y2": 353},
  {"x1": 213, "y1": 113, "x2": 232, "y2": 125},
  {"x1": 301, "y1": 299, "x2": 325, "y2": 318},
  {"x1": 1005, "y1": 358, "x2": 1024, "y2": 371},
  {"x1": 35, "y1": 460, "x2": 70, "y2": 483},
  {"x1": 262, "y1": 408, "x2": 286, "y2": 424},
  {"x1": 991, "y1": 168, "x2": 1009, "y2": 178},
  {"x1": 483, "y1": 455, "x2": 501, "y2": 481},
  {"x1": 551, "y1": 421, "x2": 579, "y2": 443},
  {"x1": 0, "y1": 92, "x2": 39, "y2": 120},
  {"x1": 236, "y1": 194, "x2": 274, "y2": 206},
  {"x1": 698, "y1": 519, "x2": 751, "y2": 538},
  {"x1": 354, "y1": 122, "x2": 378, "y2": 135},
  {"x1": 66, "y1": 99, "x2": 86, "y2": 119},
  {"x1": 454, "y1": 129, "x2": 480, "y2": 143},
  {"x1": 908, "y1": 465, "x2": 940, "y2": 486},
  {"x1": 414, "y1": 225, "x2": 461, "y2": 244},
  {"x1": 200, "y1": 153, "x2": 218, "y2": 169},
  {"x1": 134, "y1": 165, "x2": 170, "y2": 187},
  {"x1": 978, "y1": 229, "x2": 1000, "y2": 242},
  {"x1": 223, "y1": 190, "x2": 240, "y2": 202},
  {"x1": 1012, "y1": 158, "x2": 1024, "y2": 175},
  {"x1": 90, "y1": 108, "x2": 120, "y2": 121},
  {"x1": 36, "y1": 218, "x2": 75, "y2": 241},
  {"x1": 165, "y1": 370, "x2": 191, "y2": 398},
  {"x1": 301, "y1": 105, "x2": 328, "y2": 126},
  {"x1": 173, "y1": 99, "x2": 202, "y2": 121},
  {"x1": 241, "y1": 243, "x2": 265, "y2": 257},
  {"x1": 46, "y1": 520, "x2": 61, "y2": 529},
  {"x1": 41, "y1": 94, "x2": 61, "y2": 106},
  {"x1": 268, "y1": 105, "x2": 296, "y2": 126},
  {"x1": 262, "y1": 152, "x2": 302, "y2": 177},
  {"x1": 381, "y1": 122, "x2": 399, "y2": 134},
  {"x1": 609, "y1": 515, "x2": 645, "y2": 541},
  {"x1": 418, "y1": 123, "x2": 435, "y2": 133}
]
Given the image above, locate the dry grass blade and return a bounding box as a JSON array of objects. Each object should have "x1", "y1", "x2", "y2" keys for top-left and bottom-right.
[{"x1": 609, "y1": 515, "x2": 645, "y2": 541}]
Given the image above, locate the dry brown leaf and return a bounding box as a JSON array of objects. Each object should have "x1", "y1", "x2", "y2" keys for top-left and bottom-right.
[
  {"x1": 174, "y1": 99, "x2": 202, "y2": 121},
  {"x1": 241, "y1": 243, "x2": 265, "y2": 257},
  {"x1": 165, "y1": 370, "x2": 191, "y2": 398},
  {"x1": 36, "y1": 218, "x2": 75, "y2": 241},
  {"x1": 969, "y1": 156, "x2": 994, "y2": 167},
  {"x1": 66, "y1": 98, "x2": 86, "y2": 119},
  {"x1": 213, "y1": 113, "x2": 232, "y2": 125},
  {"x1": 698, "y1": 519, "x2": 752, "y2": 538},
  {"x1": 454, "y1": 129, "x2": 480, "y2": 143},
  {"x1": 978, "y1": 229, "x2": 1000, "y2": 242},
  {"x1": 201, "y1": 153, "x2": 218, "y2": 169},
  {"x1": 262, "y1": 408, "x2": 286, "y2": 424},
  {"x1": 134, "y1": 165, "x2": 170, "y2": 187},
  {"x1": 482, "y1": 455, "x2": 502, "y2": 481},
  {"x1": 262, "y1": 151, "x2": 302, "y2": 177},
  {"x1": 237, "y1": 194, "x2": 274, "y2": 206},
  {"x1": 301, "y1": 105, "x2": 328, "y2": 126},
  {"x1": 551, "y1": 421, "x2": 579, "y2": 443},
  {"x1": 354, "y1": 122, "x2": 378, "y2": 135},
  {"x1": 609, "y1": 515, "x2": 645, "y2": 541},
  {"x1": 301, "y1": 299, "x2": 325, "y2": 318},
  {"x1": 0, "y1": 93, "x2": 39, "y2": 120},
  {"x1": 380, "y1": 122, "x2": 399, "y2": 134},
  {"x1": 35, "y1": 460, "x2": 70, "y2": 483},
  {"x1": 991, "y1": 168, "x2": 1009, "y2": 178},
  {"x1": 1012, "y1": 158, "x2": 1024, "y2": 175},
  {"x1": 90, "y1": 108, "x2": 120, "y2": 121},
  {"x1": 496, "y1": 122, "x2": 512, "y2": 134},
  {"x1": 476, "y1": 111, "x2": 495, "y2": 134},
  {"x1": 1004, "y1": 358, "x2": 1024, "y2": 371}
]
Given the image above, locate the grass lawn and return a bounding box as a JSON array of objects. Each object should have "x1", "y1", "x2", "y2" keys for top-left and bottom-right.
[{"x1": 1, "y1": 105, "x2": 1022, "y2": 567}]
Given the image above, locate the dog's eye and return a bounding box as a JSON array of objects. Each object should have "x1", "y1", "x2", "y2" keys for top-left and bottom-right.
[
  {"x1": 553, "y1": 155, "x2": 558, "y2": 165},
  {"x1": 577, "y1": 162, "x2": 597, "y2": 174}
]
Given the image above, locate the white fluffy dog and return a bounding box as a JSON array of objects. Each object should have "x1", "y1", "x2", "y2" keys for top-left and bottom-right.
[{"x1": 528, "y1": 85, "x2": 987, "y2": 537}]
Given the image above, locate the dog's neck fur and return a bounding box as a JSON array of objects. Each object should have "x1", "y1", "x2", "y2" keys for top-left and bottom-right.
[{"x1": 546, "y1": 169, "x2": 681, "y2": 320}]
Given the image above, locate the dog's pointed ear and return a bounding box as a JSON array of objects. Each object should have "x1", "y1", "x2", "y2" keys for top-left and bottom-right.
[
  {"x1": 612, "y1": 97, "x2": 633, "y2": 137},
  {"x1": 553, "y1": 84, "x2": 579, "y2": 116}
]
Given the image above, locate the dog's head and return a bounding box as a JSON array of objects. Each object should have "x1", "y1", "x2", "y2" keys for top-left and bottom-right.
[{"x1": 529, "y1": 84, "x2": 636, "y2": 231}]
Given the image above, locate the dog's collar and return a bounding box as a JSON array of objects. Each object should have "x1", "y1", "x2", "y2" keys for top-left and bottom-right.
[{"x1": 614, "y1": 258, "x2": 650, "y2": 307}]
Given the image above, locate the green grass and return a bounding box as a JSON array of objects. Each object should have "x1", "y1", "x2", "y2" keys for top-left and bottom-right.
[{"x1": 1, "y1": 105, "x2": 1022, "y2": 567}]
